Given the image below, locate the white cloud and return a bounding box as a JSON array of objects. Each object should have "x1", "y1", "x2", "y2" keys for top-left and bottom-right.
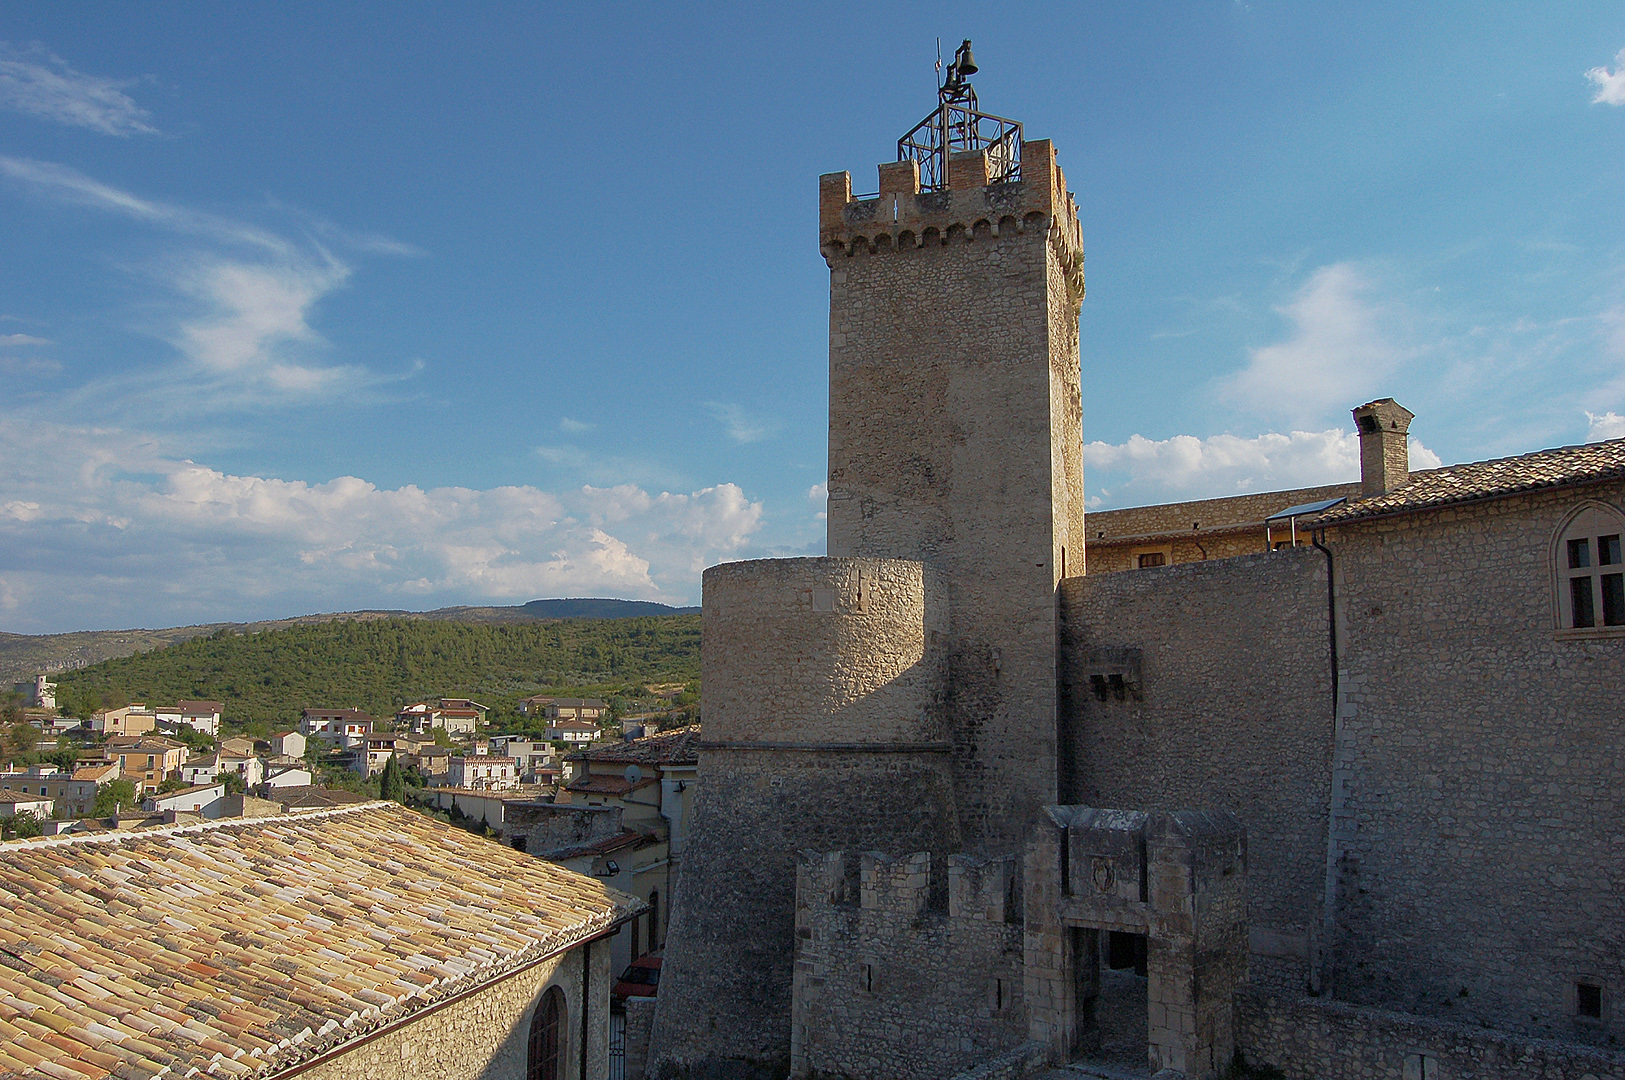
[
  {"x1": 0, "y1": 157, "x2": 412, "y2": 410},
  {"x1": 808, "y1": 481, "x2": 828, "y2": 521},
  {"x1": 1587, "y1": 48, "x2": 1625, "y2": 106},
  {"x1": 0, "y1": 43, "x2": 156, "y2": 136},
  {"x1": 1587, "y1": 411, "x2": 1625, "y2": 441},
  {"x1": 1220, "y1": 263, "x2": 1402, "y2": 423},
  {"x1": 0, "y1": 419, "x2": 764, "y2": 633},
  {"x1": 1085, "y1": 428, "x2": 1441, "y2": 507},
  {"x1": 705, "y1": 401, "x2": 775, "y2": 443},
  {"x1": 559, "y1": 417, "x2": 595, "y2": 433},
  {"x1": 0, "y1": 333, "x2": 51, "y2": 346}
]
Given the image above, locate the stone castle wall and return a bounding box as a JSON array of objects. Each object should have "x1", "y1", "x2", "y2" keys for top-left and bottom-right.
[
  {"x1": 648, "y1": 557, "x2": 961, "y2": 1075},
  {"x1": 821, "y1": 141, "x2": 1085, "y2": 851},
  {"x1": 1323, "y1": 484, "x2": 1625, "y2": 1042},
  {"x1": 699, "y1": 557, "x2": 948, "y2": 745},
  {"x1": 1059, "y1": 547, "x2": 1332, "y2": 995},
  {"x1": 790, "y1": 850, "x2": 1026, "y2": 1080},
  {"x1": 1235, "y1": 988, "x2": 1625, "y2": 1080}
]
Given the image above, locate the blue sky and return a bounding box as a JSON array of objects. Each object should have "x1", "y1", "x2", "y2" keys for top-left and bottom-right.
[{"x1": 2, "y1": 2, "x2": 1623, "y2": 633}]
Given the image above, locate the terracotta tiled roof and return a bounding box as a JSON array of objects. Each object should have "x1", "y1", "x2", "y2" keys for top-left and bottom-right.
[
  {"x1": 1313, "y1": 437, "x2": 1625, "y2": 524},
  {"x1": 572, "y1": 725, "x2": 701, "y2": 767},
  {"x1": 548, "y1": 829, "x2": 650, "y2": 860},
  {"x1": 0, "y1": 802, "x2": 639, "y2": 1079}
]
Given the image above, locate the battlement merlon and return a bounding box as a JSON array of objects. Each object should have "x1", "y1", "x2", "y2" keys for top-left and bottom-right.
[{"x1": 818, "y1": 140, "x2": 1083, "y2": 276}]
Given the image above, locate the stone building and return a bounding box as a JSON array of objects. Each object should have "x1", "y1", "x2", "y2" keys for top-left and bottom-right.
[
  {"x1": 648, "y1": 60, "x2": 1625, "y2": 1080},
  {"x1": 0, "y1": 802, "x2": 641, "y2": 1080}
]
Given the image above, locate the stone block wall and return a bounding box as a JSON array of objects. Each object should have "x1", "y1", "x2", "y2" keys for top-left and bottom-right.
[
  {"x1": 821, "y1": 142, "x2": 1085, "y2": 850},
  {"x1": 1235, "y1": 987, "x2": 1625, "y2": 1080},
  {"x1": 1059, "y1": 549, "x2": 1330, "y2": 995},
  {"x1": 504, "y1": 802, "x2": 623, "y2": 856},
  {"x1": 1322, "y1": 484, "x2": 1625, "y2": 1041},
  {"x1": 296, "y1": 938, "x2": 611, "y2": 1080},
  {"x1": 1024, "y1": 807, "x2": 1247, "y2": 1079},
  {"x1": 648, "y1": 748, "x2": 960, "y2": 1077},
  {"x1": 700, "y1": 556, "x2": 948, "y2": 746},
  {"x1": 790, "y1": 850, "x2": 1026, "y2": 1080}
]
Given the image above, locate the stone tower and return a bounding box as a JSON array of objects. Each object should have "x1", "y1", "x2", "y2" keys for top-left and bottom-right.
[{"x1": 649, "y1": 69, "x2": 1086, "y2": 1076}]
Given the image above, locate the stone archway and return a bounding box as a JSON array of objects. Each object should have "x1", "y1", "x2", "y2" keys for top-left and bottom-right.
[{"x1": 1025, "y1": 807, "x2": 1248, "y2": 1079}]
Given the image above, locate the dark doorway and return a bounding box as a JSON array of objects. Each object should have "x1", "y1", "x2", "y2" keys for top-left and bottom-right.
[
  {"x1": 1072, "y1": 930, "x2": 1149, "y2": 1074},
  {"x1": 1108, "y1": 930, "x2": 1148, "y2": 977}
]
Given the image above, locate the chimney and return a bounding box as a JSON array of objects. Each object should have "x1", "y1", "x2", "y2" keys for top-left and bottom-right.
[{"x1": 1351, "y1": 398, "x2": 1415, "y2": 496}]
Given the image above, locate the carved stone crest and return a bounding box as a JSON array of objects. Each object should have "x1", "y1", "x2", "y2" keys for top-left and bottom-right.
[{"x1": 1091, "y1": 856, "x2": 1115, "y2": 893}]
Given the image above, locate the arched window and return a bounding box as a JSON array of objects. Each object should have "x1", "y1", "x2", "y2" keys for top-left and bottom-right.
[
  {"x1": 527, "y1": 985, "x2": 566, "y2": 1080},
  {"x1": 1555, "y1": 503, "x2": 1625, "y2": 632}
]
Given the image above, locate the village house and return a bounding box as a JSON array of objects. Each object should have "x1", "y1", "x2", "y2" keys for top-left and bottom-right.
[
  {"x1": 101, "y1": 735, "x2": 187, "y2": 793},
  {"x1": 142, "y1": 781, "x2": 226, "y2": 819},
  {"x1": 521, "y1": 695, "x2": 609, "y2": 721},
  {"x1": 547, "y1": 717, "x2": 602, "y2": 744},
  {"x1": 449, "y1": 754, "x2": 519, "y2": 790},
  {"x1": 267, "y1": 729, "x2": 306, "y2": 758},
  {"x1": 0, "y1": 802, "x2": 641, "y2": 1079},
  {"x1": 0, "y1": 793, "x2": 53, "y2": 821},
  {"x1": 261, "y1": 762, "x2": 314, "y2": 791},
  {"x1": 153, "y1": 699, "x2": 223, "y2": 736},
  {"x1": 299, "y1": 707, "x2": 375, "y2": 748},
  {"x1": 89, "y1": 703, "x2": 156, "y2": 737},
  {"x1": 355, "y1": 733, "x2": 401, "y2": 777},
  {"x1": 0, "y1": 765, "x2": 100, "y2": 817}
]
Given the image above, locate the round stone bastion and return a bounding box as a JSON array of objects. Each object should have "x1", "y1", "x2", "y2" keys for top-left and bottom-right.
[{"x1": 701, "y1": 556, "x2": 949, "y2": 745}]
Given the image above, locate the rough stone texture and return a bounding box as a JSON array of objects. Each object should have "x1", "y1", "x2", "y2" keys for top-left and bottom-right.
[
  {"x1": 649, "y1": 749, "x2": 960, "y2": 1075},
  {"x1": 1321, "y1": 484, "x2": 1625, "y2": 1042},
  {"x1": 700, "y1": 557, "x2": 949, "y2": 745},
  {"x1": 294, "y1": 940, "x2": 611, "y2": 1080},
  {"x1": 1024, "y1": 808, "x2": 1247, "y2": 1079},
  {"x1": 625, "y1": 997, "x2": 657, "y2": 1080},
  {"x1": 505, "y1": 801, "x2": 624, "y2": 855},
  {"x1": 1059, "y1": 550, "x2": 1330, "y2": 996},
  {"x1": 790, "y1": 850, "x2": 1026, "y2": 1079},
  {"x1": 1235, "y1": 987, "x2": 1625, "y2": 1080},
  {"x1": 822, "y1": 142, "x2": 1085, "y2": 849}
]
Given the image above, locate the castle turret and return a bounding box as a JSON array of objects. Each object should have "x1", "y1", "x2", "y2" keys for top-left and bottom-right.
[{"x1": 651, "y1": 53, "x2": 1087, "y2": 1076}]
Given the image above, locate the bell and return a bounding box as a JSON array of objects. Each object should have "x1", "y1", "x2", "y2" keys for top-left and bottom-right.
[{"x1": 955, "y1": 40, "x2": 978, "y2": 77}]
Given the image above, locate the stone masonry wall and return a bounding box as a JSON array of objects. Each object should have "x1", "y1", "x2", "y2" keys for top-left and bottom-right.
[
  {"x1": 700, "y1": 557, "x2": 948, "y2": 745},
  {"x1": 291, "y1": 938, "x2": 611, "y2": 1080},
  {"x1": 1236, "y1": 987, "x2": 1625, "y2": 1080},
  {"x1": 1323, "y1": 483, "x2": 1625, "y2": 1042},
  {"x1": 1059, "y1": 548, "x2": 1332, "y2": 995},
  {"x1": 790, "y1": 850, "x2": 1025, "y2": 1080},
  {"x1": 822, "y1": 143, "x2": 1085, "y2": 851},
  {"x1": 649, "y1": 749, "x2": 961, "y2": 1077}
]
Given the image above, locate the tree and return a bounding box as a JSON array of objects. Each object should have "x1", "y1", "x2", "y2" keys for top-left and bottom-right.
[
  {"x1": 93, "y1": 778, "x2": 138, "y2": 816},
  {"x1": 2, "y1": 721, "x2": 39, "y2": 756},
  {"x1": 155, "y1": 776, "x2": 189, "y2": 794},
  {"x1": 216, "y1": 772, "x2": 247, "y2": 795},
  {"x1": 378, "y1": 755, "x2": 406, "y2": 803},
  {"x1": 1, "y1": 811, "x2": 42, "y2": 840}
]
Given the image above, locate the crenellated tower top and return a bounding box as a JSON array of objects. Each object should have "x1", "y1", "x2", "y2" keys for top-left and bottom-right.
[{"x1": 818, "y1": 46, "x2": 1083, "y2": 302}]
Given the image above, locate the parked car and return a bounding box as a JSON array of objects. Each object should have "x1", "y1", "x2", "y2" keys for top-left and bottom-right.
[{"x1": 613, "y1": 953, "x2": 661, "y2": 1002}]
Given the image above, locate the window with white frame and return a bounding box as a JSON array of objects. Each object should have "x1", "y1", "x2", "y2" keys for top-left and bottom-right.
[{"x1": 1555, "y1": 504, "x2": 1625, "y2": 632}]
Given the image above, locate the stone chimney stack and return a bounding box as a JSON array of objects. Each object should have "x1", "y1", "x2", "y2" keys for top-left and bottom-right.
[{"x1": 1351, "y1": 398, "x2": 1415, "y2": 497}]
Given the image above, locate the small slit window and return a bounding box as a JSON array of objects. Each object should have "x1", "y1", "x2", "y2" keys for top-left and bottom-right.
[
  {"x1": 1576, "y1": 979, "x2": 1604, "y2": 1021},
  {"x1": 1555, "y1": 505, "x2": 1625, "y2": 633}
]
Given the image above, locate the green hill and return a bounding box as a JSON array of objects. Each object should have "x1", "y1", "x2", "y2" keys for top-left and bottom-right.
[{"x1": 52, "y1": 615, "x2": 701, "y2": 729}]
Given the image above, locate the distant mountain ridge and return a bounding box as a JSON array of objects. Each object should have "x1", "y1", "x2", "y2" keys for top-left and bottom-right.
[{"x1": 0, "y1": 598, "x2": 698, "y2": 687}]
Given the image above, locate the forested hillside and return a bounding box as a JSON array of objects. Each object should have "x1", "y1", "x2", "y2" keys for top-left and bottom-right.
[{"x1": 53, "y1": 616, "x2": 700, "y2": 727}]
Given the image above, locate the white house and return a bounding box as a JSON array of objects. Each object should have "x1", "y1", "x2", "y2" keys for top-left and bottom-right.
[
  {"x1": 546, "y1": 718, "x2": 602, "y2": 744},
  {"x1": 143, "y1": 782, "x2": 226, "y2": 819},
  {"x1": 449, "y1": 755, "x2": 518, "y2": 791},
  {"x1": 217, "y1": 753, "x2": 264, "y2": 787},
  {"x1": 300, "y1": 708, "x2": 375, "y2": 748},
  {"x1": 262, "y1": 765, "x2": 313, "y2": 791},
  {"x1": 155, "y1": 700, "x2": 223, "y2": 736},
  {"x1": 269, "y1": 730, "x2": 306, "y2": 758},
  {"x1": 0, "y1": 794, "x2": 53, "y2": 820},
  {"x1": 180, "y1": 754, "x2": 224, "y2": 786}
]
